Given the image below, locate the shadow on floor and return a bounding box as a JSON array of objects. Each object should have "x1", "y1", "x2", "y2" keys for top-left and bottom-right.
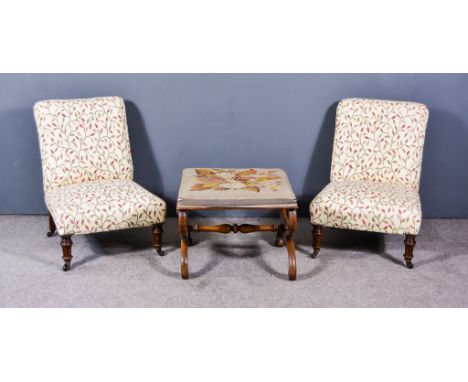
[
  {"x1": 45, "y1": 218, "x2": 461, "y2": 273},
  {"x1": 147, "y1": 244, "x2": 221, "y2": 280},
  {"x1": 306, "y1": 227, "x2": 410, "y2": 268}
]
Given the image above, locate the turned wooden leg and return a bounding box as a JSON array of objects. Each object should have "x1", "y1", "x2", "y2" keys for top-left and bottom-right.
[
  {"x1": 285, "y1": 209, "x2": 297, "y2": 281},
  {"x1": 60, "y1": 235, "x2": 73, "y2": 271},
  {"x1": 178, "y1": 211, "x2": 189, "y2": 279},
  {"x1": 152, "y1": 223, "x2": 164, "y2": 256},
  {"x1": 47, "y1": 212, "x2": 56, "y2": 237},
  {"x1": 404, "y1": 234, "x2": 416, "y2": 269},
  {"x1": 311, "y1": 224, "x2": 323, "y2": 258},
  {"x1": 275, "y1": 223, "x2": 286, "y2": 247}
]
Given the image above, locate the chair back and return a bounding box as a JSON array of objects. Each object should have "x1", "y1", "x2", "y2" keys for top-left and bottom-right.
[
  {"x1": 330, "y1": 98, "x2": 429, "y2": 190},
  {"x1": 34, "y1": 96, "x2": 133, "y2": 192}
]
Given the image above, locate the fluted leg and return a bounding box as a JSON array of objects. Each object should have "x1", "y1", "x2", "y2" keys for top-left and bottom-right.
[
  {"x1": 404, "y1": 234, "x2": 416, "y2": 269},
  {"x1": 47, "y1": 213, "x2": 56, "y2": 237},
  {"x1": 153, "y1": 223, "x2": 164, "y2": 256},
  {"x1": 311, "y1": 224, "x2": 323, "y2": 258},
  {"x1": 60, "y1": 235, "x2": 73, "y2": 271}
]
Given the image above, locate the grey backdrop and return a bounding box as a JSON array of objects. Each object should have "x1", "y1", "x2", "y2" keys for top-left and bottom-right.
[{"x1": 1, "y1": 74, "x2": 467, "y2": 217}]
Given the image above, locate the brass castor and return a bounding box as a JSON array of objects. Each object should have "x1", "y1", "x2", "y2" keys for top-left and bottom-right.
[
  {"x1": 157, "y1": 249, "x2": 165, "y2": 256},
  {"x1": 311, "y1": 250, "x2": 319, "y2": 259},
  {"x1": 47, "y1": 231, "x2": 55, "y2": 237},
  {"x1": 406, "y1": 261, "x2": 414, "y2": 269},
  {"x1": 62, "y1": 263, "x2": 71, "y2": 272}
]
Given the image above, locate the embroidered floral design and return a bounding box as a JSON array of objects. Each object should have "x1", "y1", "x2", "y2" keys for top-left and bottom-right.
[
  {"x1": 34, "y1": 96, "x2": 166, "y2": 236},
  {"x1": 311, "y1": 99, "x2": 429, "y2": 235},
  {"x1": 189, "y1": 168, "x2": 283, "y2": 192}
]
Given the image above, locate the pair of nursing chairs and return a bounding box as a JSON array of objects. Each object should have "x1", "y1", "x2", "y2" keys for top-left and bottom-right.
[{"x1": 34, "y1": 96, "x2": 429, "y2": 272}]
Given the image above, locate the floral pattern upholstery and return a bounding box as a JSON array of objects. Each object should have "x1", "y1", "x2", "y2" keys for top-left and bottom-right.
[
  {"x1": 310, "y1": 180, "x2": 421, "y2": 235},
  {"x1": 45, "y1": 180, "x2": 166, "y2": 235},
  {"x1": 331, "y1": 98, "x2": 429, "y2": 189},
  {"x1": 34, "y1": 96, "x2": 133, "y2": 192},
  {"x1": 34, "y1": 96, "x2": 166, "y2": 236},
  {"x1": 311, "y1": 98, "x2": 429, "y2": 235}
]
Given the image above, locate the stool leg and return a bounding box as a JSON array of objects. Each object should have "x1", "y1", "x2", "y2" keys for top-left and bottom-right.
[{"x1": 178, "y1": 211, "x2": 189, "y2": 279}]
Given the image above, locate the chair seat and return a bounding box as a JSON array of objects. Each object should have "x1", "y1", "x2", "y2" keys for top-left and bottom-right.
[
  {"x1": 46, "y1": 179, "x2": 166, "y2": 235},
  {"x1": 310, "y1": 180, "x2": 421, "y2": 235}
]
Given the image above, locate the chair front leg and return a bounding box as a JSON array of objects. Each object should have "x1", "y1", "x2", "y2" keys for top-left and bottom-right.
[
  {"x1": 47, "y1": 212, "x2": 56, "y2": 237},
  {"x1": 60, "y1": 235, "x2": 73, "y2": 271},
  {"x1": 153, "y1": 223, "x2": 164, "y2": 256},
  {"x1": 404, "y1": 234, "x2": 416, "y2": 269},
  {"x1": 311, "y1": 224, "x2": 323, "y2": 258}
]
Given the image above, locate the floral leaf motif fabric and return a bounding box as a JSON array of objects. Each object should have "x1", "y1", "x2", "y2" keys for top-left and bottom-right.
[
  {"x1": 331, "y1": 98, "x2": 429, "y2": 190},
  {"x1": 310, "y1": 180, "x2": 421, "y2": 235},
  {"x1": 311, "y1": 98, "x2": 429, "y2": 235},
  {"x1": 45, "y1": 180, "x2": 166, "y2": 236},
  {"x1": 34, "y1": 96, "x2": 133, "y2": 192},
  {"x1": 34, "y1": 96, "x2": 166, "y2": 235}
]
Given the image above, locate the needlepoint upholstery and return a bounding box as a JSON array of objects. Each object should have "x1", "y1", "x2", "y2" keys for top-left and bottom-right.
[
  {"x1": 310, "y1": 98, "x2": 429, "y2": 235},
  {"x1": 34, "y1": 96, "x2": 166, "y2": 236}
]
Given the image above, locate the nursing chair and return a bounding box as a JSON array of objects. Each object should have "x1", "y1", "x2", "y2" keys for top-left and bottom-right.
[
  {"x1": 34, "y1": 96, "x2": 166, "y2": 271},
  {"x1": 310, "y1": 98, "x2": 429, "y2": 268}
]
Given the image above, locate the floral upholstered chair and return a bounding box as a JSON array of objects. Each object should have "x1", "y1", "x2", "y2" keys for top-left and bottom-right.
[
  {"x1": 310, "y1": 98, "x2": 429, "y2": 268},
  {"x1": 34, "y1": 96, "x2": 166, "y2": 271}
]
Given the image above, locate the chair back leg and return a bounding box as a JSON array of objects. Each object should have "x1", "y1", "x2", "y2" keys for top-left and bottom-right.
[
  {"x1": 153, "y1": 224, "x2": 164, "y2": 256},
  {"x1": 47, "y1": 213, "x2": 56, "y2": 237}
]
